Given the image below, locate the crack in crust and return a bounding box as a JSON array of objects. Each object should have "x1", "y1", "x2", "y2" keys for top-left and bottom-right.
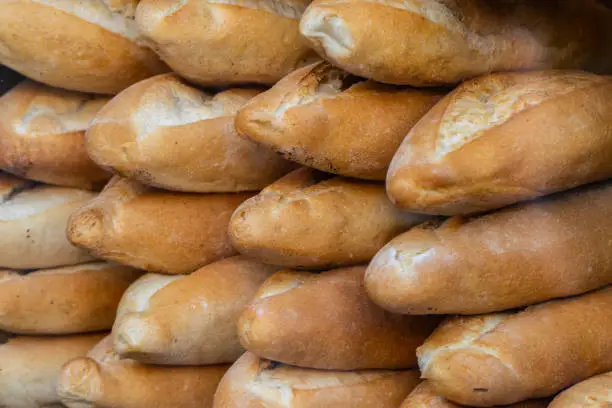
[
  {"x1": 419, "y1": 314, "x2": 514, "y2": 374},
  {"x1": 435, "y1": 71, "x2": 603, "y2": 158},
  {"x1": 31, "y1": 0, "x2": 141, "y2": 40},
  {"x1": 206, "y1": 0, "x2": 308, "y2": 18}
]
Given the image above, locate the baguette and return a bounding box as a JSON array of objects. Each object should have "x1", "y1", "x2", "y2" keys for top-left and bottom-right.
[
  {"x1": 238, "y1": 266, "x2": 440, "y2": 370},
  {"x1": 366, "y1": 182, "x2": 612, "y2": 315},
  {"x1": 0, "y1": 80, "x2": 111, "y2": 189},
  {"x1": 136, "y1": 0, "x2": 318, "y2": 86},
  {"x1": 113, "y1": 256, "x2": 278, "y2": 365},
  {"x1": 229, "y1": 168, "x2": 428, "y2": 268},
  {"x1": 58, "y1": 336, "x2": 229, "y2": 408},
  {"x1": 0, "y1": 262, "x2": 141, "y2": 334},
  {"x1": 114, "y1": 273, "x2": 184, "y2": 321},
  {"x1": 235, "y1": 62, "x2": 444, "y2": 180},
  {"x1": 548, "y1": 371, "x2": 612, "y2": 408},
  {"x1": 87, "y1": 74, "x2": 294, "y2": 193},
  {"x1": 386, "y1": 70, "x2": 612, "y2": 215},
  {"x1": 213, "y1": 352, "x2": 421, "y2": 407},
  {"x1": 0, "y1": 175, "x2": 96, "y2": 269},
  {"x1": 67, "y1": 176, "x2": 251, "y2": 274},
  {"x1": 417, "y1": 286, "x2": 612, "y2": 406},
  {"x1": 300, "y1": 0, "x2": 612, "y2": 86},
  {"x1": 400, "y1": 381, "x2": 548, "y2": 408},
  {"x1": 0, "y1": 333, "x2": 105, "y2": 408},
  {"x1": 0, "y1": 0, "x2": 168, "y2": 94}
]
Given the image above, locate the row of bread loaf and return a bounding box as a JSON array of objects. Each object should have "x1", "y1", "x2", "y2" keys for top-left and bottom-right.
[
  {"x1": 2, "y1": 0, "x2": 612, "y2": 94},
  {"x1": 4, "y1": 67, "x2": 612, "y2": 406}
]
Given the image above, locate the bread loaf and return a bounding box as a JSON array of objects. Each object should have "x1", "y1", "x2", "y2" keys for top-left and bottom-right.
[
  {"x1": 0, "y1": 0, "x2": 168, "y2": 94},
  {"x1": 229, "y1": 168, "x2": 428, "y2": 268},
  {"x1": 113, "y1": 256, "x2": 278, "y2": 365},
  {"x1": 238, "y1": 266, "x2": 440, "y2": 370},
  {"x1": 300, "y1": 0, "x2": 612, "y2": 86},
  {"x1": 114, "y1": 273, "x2": 184, "y2": 321},
  {"x1": 0, "y1": 174, "x2": 96, "y2": 269},
  {"x1": 213, "y1": 352, "x2": 421, "y2": 407},
  {"x1": 0, "y1": 80, "x2": 111, "y2": 189},
  {"x1": 366, "y1": 182, "x2": 612, "y2": 315},
  {"x1": 0, "y1": 262, "x2": 141, "y2": 334},
  {"x1": 87, "y1": 74, "x2": 294, "y2": 192},
  {"x1": 67, "y1": 176, "x2": 251, "y2": 274},
  {"x1": 400, "y1": 381, "x2": 549, "y2": 408},
  {"x1": 418, "y1": 286, "x2": 612, "y2": 406},
  {"x1": 548, "y1": 371, "x2": 612, "y2": 408},
  {"x1": 136, "y1": 0, "x2": 318, "y2": 86},
  {"x1": 0, "y1": 333, "x2": 105, "y2": 408},
  {"x1": 386, "y1": 70, "x2": 612, "y2": 215},
  {"x1": 235, "y1": 61, "x2": 444, "y2": 180},
  {"x1": 58, "y1": 336, "x2": 229, "y2": 408}
]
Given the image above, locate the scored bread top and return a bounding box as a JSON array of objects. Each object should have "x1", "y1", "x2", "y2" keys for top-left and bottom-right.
[
  {"x1": 435, "y1": 71, "x2": 604, "y2": 158},
  {"x1": 145, "y1": 0, "x2": 309, "y2": 20},
  {"x1": 7, "y1": 81, "x2": 109, "y2": 136},
  {"x1": 30, "y1": 0, "x2": 142, "y2": 40}
]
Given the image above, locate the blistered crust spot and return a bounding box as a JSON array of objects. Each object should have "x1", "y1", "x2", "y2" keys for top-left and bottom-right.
[
  {"x1": 31, "y1": 0, "x2": 141, "y2": 40},
  {"x1": 15, "y1": 92, "x2": 107, "y2": 136},
  {"x1": 436, "y1": 72, "x2": 601, "y2": 158}
]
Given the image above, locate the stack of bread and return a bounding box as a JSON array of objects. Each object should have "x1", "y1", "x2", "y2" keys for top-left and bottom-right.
[{"x1": 1, "y1": 0, "x2": 612, "y2": 407}]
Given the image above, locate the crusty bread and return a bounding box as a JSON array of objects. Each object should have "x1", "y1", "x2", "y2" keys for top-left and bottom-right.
[
  {"x1": 548, "y1": 371, "x2": 612, "y2": 408},
  {"x1": 58, "y1": 336, "x2": 229, "y2": 408},
  {"x1": 386, "y1": 70, "x2": 612, "y2": 215},
  {"x1": 300, "y1": 0, "x2": 612, "y2": 86},
  {"x1": 0, "y1": 0, "x2": 168, "y2": 94},
  {"x1": 0, "y1": 80, "x2": 111, "y2": 189},
  {"x1": 0, "y1": 262, "x2": 141, "y2": 334},
  {"x1": 418, "y1": 286, "x2": 612, "y2": 406},
  {"x1": 136, "y1": 0, "x2": 318, "y2": 86},
  {"x1": 235, "y1": 62, "x2": 444, "y2": 180},
  {"x1": 400, "y1": 381, "x2": 549, "y2": 408},
  {"x1": 114, "y1": 273, "x2": 184, "y2": 322},
  {"x1": 366, "y1": 181, "x2": 612, "y2": 315},
  {"x1": 0, "y1": 333, "x2": 105, "y2": 408},
  {"x1": 213, "y1": 352, "x2": 421, "y2": 407},
  {"x1": 86, "y1": 74, "x2": 294, "y2": 193},
  {"x1": 238, "y1": 266, "x2": 440, "y2": 370},
  {"x1": 67, "y1": 176, "x2": 251, "y2": 274},
  {"x1": 113, "y1": 256, "x2": 278, "y2": 365},
  {"x1": 0, "y1": 175, "x2": 96, "y2": 269},
  {"x1": 229, "y1": 168, "x2": 429, "y2": 269}
]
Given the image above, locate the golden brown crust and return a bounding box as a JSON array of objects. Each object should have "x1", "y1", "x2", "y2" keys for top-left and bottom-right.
[
  {"x1": 87, "y1": 74, "x2": 295, "y2": 193},
  {"x1": 136, "y1": 0, "x2": 318, "y2": 86},
  {"x1": 387, "y1": 70, "x2": 612, "y2": 215},
  {"x1": 300, "y1": 0, "x2": 612, "y2": 86},
  {"x1": 67, "y1": 176, "x2": 252, "y2": 274},
  {"x1": 0, "y1": 81, "x2": 111, "y2": 189},
  {"x1": 0, "y1": 184, "x2": 96, "y2": 269},
  {"x1": 229, "y1": 167, "x2": 429, "y2": 269},
  {"x1": 213, "y1": 352, "x2": 421, "y2": 407},
  {"x1": 58, "y1": 336, "x2": 229, "y2": 408},
  {"x1": 366, "y1": 181, "x2": 612, "y2": 315},
  {"x1": 417, "y1": 286, "x2": 612, "y2": 406},
  {"x1": 400, "y1": 381, "x2": 549, "y2": 408},
  {"x1": 235, "y1": 62, "x2": 444, "y2": 180},
  {"x1": 0, "y1": 0, "x2": 168, "y2": 94},
  {"x1": 549, "y1": 371, "x2": 612, "y2": 408},
  {"x1": 0, "y1": 262, "x2": 141, "y2": 334},
  {"x1": 238, "y1": 266, "x2": 440, "y2": 370},
  {"x1": 113, "y1": 256, "x2": 278, "y2": 365},
  {"x1": 0, "y1": 333, "x2": 105, "y2": 408}
]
